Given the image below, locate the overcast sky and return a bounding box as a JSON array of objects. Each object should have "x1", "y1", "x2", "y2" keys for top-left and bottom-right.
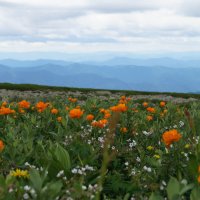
[{"x1": 0, "y1": 0, "x2": 200, "y2": 53}]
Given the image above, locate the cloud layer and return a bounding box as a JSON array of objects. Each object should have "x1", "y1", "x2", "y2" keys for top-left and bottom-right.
[{"x1": 0, "y1": 0, "x2": 200, "y2": 53}]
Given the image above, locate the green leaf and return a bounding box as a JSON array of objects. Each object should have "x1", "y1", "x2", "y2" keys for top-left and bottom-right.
[
  {"x1": 41, "y1": 181, "x2": 63, "y2": 199},
  {"x1": 167, "y1": 177, "x2": 180, "y2": 200},
  {"x1": 29, "y1": 169, "x2": 43, "y2": 192},
  {"x1": 149, "y1": 192, "x2": 164, "y2": 200},
  {"x1": 190, "y1": 186, "x2": 200, "y2": 200},
  {"x1": 123, "y1": 193, "x2": 130, "y2": 200},
  {"x1": 179, "y1": 183, "x2": 194, "y2": 195},
  {"x1": 54, "y1": 144, "x2": 71, "y2": 173}
]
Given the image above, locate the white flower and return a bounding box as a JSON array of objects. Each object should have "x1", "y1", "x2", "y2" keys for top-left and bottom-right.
[
  {"x1": 71, "y1": 168, "x2": 78, "y2": 174},
  {"x1": 8, "y1": 188, "x2": 14, "y2": 193},
  {"x1": 24, "y1": 185, "x2": 31, "y2": 191},
  {"x1": 23, "y1": 193, "x2": 29, "y2": 199},
  {"x1": 143, "y1": 166, "x2": 148, "y2": 170},
  {"x1": 136, "y1": 157, "x2": 141, "y2": 162},
  {"x1": 179, "y1": 121, "x2": 184, "y2": 127},
  {"x1": 162, "y1": 180, "x2": 167, "y2": 186},
  {"x1": 30, "y1": 189, "x2": 36, "y2": 195},
  {"x1": 160, "y1": 185, "x2": 164, "y2": 190},
  {"x1": 147, "y1": 167, "x2": 152, "y2": 172},
  {"x1": 82, "y1": 185, "x2": 87, "y2": 190},
  {"x1": 125, "y1": 162, "x2": 129, "y2": 166},
  {"x1": 142, "y1": 131, "x2": 152, "y2": 136}
]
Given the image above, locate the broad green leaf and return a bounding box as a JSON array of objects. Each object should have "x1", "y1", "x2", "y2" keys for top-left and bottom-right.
[
  {"x1": 167, "y1": 177, "x2": 180, "y2": 200},
  {"x1": 179, "y1": 183, "x2": 194, "y2": 195},
  {"x1": 190, "y1": 186, "x2": 200, "y2": 200},
  {"x1": 149, "y1": 192, "x2": 164, "y2": 200},
  {"x1": 54, "y1": 144, "x2": 71, "y2": 173},
  {"x1": 29, "y1": 169, "x2": 43, "y2": 192}
]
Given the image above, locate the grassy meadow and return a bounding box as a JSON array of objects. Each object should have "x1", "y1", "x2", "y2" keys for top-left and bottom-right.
[{"x1": 0, "y1": 84, "x2": 200, "y2": 199}]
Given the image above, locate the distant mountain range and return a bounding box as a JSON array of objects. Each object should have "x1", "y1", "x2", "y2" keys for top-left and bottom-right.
[{"x1": 0, "y1": 57, "x2": 200, "y2": 92}]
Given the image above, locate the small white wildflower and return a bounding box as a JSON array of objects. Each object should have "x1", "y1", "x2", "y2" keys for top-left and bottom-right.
[
  {"x1": 82, "y1": 185, "x2": 87, "y2": 190},
  {"x1": 143, "y1": 166, "x2": 148, "y2": 170},
  {"x1": 136, "y1": 157, "x2": 141, "y2": 162},
  {"x1": 125, "y1": 162, "x2": 129, "y2": 166},
  {"x1": 147, "y1": 167, "x2": 152, "y2": 172},
  {"x1": 88, "y1": 140, "x2": 91, "y2": 144},
  {"x1": 160, "y1": 185, "x2": 164, "y2": 190},
  {"x1": 181, "y1": 179, "x2": 188, "y2": 185},
  {"x1": 30, "y1": 189, "x2": 36, "y2": 195},
  {"x1": 162, "y1": 180, "x2": 167, "y2": 186},
  {"x1": 8, "y1": 188, "x2": 14, "y2": 193},
  {"x1": 24, "y1": 185, "x2": 31, "y2": 191},
  {"x1": 23, "y1": 193, "x2": 29, "y2": 199},
  {"x1": 71, "y1": 169, "x2": 78, "y2": 174}
]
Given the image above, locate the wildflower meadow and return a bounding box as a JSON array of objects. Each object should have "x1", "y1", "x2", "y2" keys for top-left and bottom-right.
[{"x1": 1, "y1": 95, "x2": 200, "y2": 199}]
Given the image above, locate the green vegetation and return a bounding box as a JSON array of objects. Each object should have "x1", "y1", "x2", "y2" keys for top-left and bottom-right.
[
  {"x1": 0, "y1": 94, "x2": 200, "y2": 199},
  {"x1": 0, "y1": 82, "x2": 200, "y2": 99}
]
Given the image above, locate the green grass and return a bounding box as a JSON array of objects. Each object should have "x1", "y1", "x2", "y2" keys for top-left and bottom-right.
[{"x1": 0, "y1": 82, "x2": 200, "y2": 99}]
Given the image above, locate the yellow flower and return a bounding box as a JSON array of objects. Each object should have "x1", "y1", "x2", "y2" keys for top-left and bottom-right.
[
  {"x1": 10, "y1": 169, "x2": 29, "y2": 178},
  {"x1": 153, "y1": 154, "x2": 160, "y2": 159},
  {"x1": 147, "y1": 146, "x2": 154, "y2": 151},
  {"x1": 184, "y1": 144, "x2": 190, "y2": 149}
]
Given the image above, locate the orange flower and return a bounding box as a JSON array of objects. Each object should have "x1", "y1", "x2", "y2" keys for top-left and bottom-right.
[
  {"x1": 110, "y1": 104, "x2": 127, "y2": 112},
  {"x1": 51, "y1": 108, "x2": 58, "y2": 114},
  {"x1": 91, "y1": 119, "x2": 108, "y2": 128},
  {"x1": 198, "y1": 165, "x2": 200, "y2": 173},
  {"x1": 163, "y1": 109, "x2": 168, "y2": 114},
  {"x1": 69, "y1": 108, "x2": 84, "y2": 119},
  {"x1": 57, "y1": 116, "x2": 62, "y2": 122},
  {"x1": 86, "y1": 114, "x2": 94, "y2": 121},
  {"x1": 1, "y1": 101, "x2": 7, "y2": 107},
  {"x1": 65, "y1": 106, "x2": 69, "y2": 111},
  {"x1": 146, "y1": 107, "x2": 156, "y2": 113},
  {"x1": 104, "y1": 112, "x2": 111, "y2": 119},
  {"x1": 120, "y1": 96, "x2": 126, "y2": 100},
  {"x1": 147, "y1": 115, "x2": 153, "y2": 121},
  {"x1": 160, "y1": 101, "x2": 166, "y2": 107},
  {"x1": 0, "y1": 140, "x2": 4, "y2": 152},
  {"x1": 143, "y1": 102, "x2": 148, "y2": 107},
  {"x1": 198, "y1": 175, "x2": 200, "y2": 184},
  {"x1": 36, "y1": 101, "x2": 49, "y2": 113},
  {"x1": 18, "y1": 108, "x2": 25, "y2": 114},
  {"x1": 120, "y1": 127, "x2": 128, "y2": 133},
  {"x1": 119, "y1": 99, "x2": 127, "y2": 104},
  {"x1": 162, "y1": 129, "x2": 182, "y2": 147},
  {"x1": 127, "y1": 97, "x2": 131, "y2": 102},
  {"x1": 18, "y1": 100, "x2": 30, "y2": 109},
  {"x1": 132, "y1": 108, "x2": 139, "y2": 113},
  {"x1": 160, "y1": 112, "x2": 164, "y2": 118},
  {"x1": 68, "y1": 97, "x2": 77, "y2": 103},
  {"x1": 0, "y1": 107, "x2": 15, "y2": 115}
]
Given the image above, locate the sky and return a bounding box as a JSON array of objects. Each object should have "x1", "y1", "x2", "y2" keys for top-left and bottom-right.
[{"x1": 0, "y1": 0, "x2": 200, "y2": 54}]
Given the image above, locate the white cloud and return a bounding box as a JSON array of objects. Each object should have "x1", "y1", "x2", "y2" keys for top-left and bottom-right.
[{"x1": 0, "y1": 0, "x2": 200, "y2": 53}]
